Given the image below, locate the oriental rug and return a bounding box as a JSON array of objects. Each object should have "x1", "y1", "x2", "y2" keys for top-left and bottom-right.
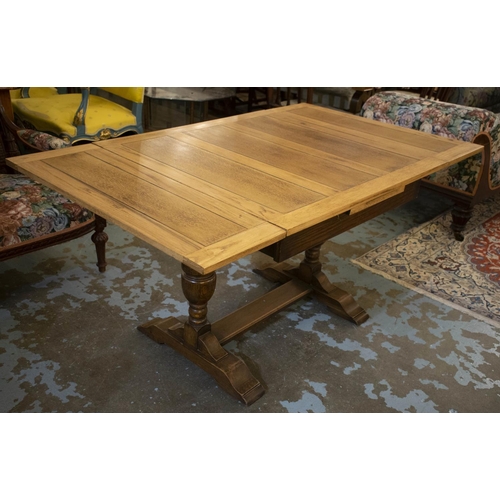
[{"x1": 353, "y1": 197, "x2": 500, "y2": 328}]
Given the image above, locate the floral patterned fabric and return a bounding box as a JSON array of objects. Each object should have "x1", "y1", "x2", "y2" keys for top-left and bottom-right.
[
  {"x1": 17, "y1": 129, "x2": 68, "y2": 151},
  {"x1": 361, "y1": 91, "x2": 500, "y2": 193},
  {"x1": 0, "y1": 174, "x2": 93, "y2": 248}
]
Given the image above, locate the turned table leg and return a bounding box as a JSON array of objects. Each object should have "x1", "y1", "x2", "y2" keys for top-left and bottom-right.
[
  {"x1": 256, "y1": 242, "x2": 369, "y2": 325},
  {"x1": 138, "y1": 264, "x2": 265, "y2": 405},
  {"x1": 180, "y1": 263, "x2": 216, "y2": 347},
  {"x1": 139, "y1": 244, "x2": 368, "y2": 405}
]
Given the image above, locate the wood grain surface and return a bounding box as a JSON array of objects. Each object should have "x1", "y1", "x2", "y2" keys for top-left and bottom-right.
[{"x1": 8, "y1": 104, "x2": 483, "y2": 273}]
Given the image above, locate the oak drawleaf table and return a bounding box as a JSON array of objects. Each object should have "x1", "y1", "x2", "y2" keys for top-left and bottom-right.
[{"x1": 7, "y1": 104, "x2": 483, "y2": 405}]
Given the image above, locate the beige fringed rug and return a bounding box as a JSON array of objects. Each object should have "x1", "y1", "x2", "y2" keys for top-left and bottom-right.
[{"x1": 353, "y1": 197, "x2": 500, "y2": 328}]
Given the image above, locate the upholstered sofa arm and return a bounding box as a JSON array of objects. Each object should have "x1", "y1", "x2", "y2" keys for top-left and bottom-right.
[{"x1": 361, "y1": 91, "x2": 500, "y2": 194}]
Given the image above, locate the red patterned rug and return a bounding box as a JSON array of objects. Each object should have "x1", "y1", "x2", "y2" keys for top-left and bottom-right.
[
  {"x1": 353, "y1": 197, "x2": 500, "y2": 328},
  {"x1": 467, "y1": 214, "x2": 500, "y2": 284}
]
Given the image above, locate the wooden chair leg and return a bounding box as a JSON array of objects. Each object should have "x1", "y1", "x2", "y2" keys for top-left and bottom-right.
[
  {"x1": 451, "y1": 202, "x2": 473, "y2": 241},
  {"x1": 91, "y1": 215, "x2": 108, "y2": 272}
]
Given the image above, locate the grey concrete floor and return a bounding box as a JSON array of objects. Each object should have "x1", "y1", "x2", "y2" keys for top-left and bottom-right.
[{"x1": 2, "y1": 187, "x2": 500, "y2": 412}]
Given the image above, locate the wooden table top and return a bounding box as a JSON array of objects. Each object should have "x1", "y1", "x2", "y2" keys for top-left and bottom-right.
[{"x1": 7, "y1": 103, "x2": 483, "y2": 274}]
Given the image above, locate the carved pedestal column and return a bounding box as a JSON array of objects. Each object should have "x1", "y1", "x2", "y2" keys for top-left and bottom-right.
[
  {"x1": 180, "y1": 264, "x2": 216, "y2": 347},
  {"x1": 138, "y1": 264, "x2": 265, "y2": 405},
  {"x1": 256, "y1": 242, "x2": 369, "y2": 325}
]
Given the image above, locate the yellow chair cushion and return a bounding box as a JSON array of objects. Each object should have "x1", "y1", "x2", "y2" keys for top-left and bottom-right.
[
  {"x1": 12, "y1": 94, "x2": 137, "y2": 138},
  {"x1": 99, "y1": 87, "x2": 144, "y2": 103}
]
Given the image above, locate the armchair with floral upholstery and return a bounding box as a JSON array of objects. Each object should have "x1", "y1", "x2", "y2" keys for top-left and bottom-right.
[
  {"x1": 0, "y1": 103, "x2": 108, "y2": 270},
  {"x1": 360, "y1": 90, "x2": 500, "y2": 240},
  {"x1": 11, "y1": 87, "x2": 144, "y2": 145}
]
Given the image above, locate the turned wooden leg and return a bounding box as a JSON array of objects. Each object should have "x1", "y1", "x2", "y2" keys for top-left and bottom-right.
[
  {"x1": 295, "y1": 245, "x2": 323, "y2": 283},
  {"x1": 91, "y1": 215, "x2": 108, "y2": 272},
  {"x1": 180, "y1": 263, "x2": 216, "y2": 347},
  {"x1": 138, "y1": 264, "x2": 265, "y2": 405},
  {"x1": 451, "y1": 202, "x2": 473, "y2": 241},
  {"x1": 255, "y1": 243, "x2": 369, "y2": 325},
  {"x1": 294, "y1": 244, "x2": 369, "y2": 324}
]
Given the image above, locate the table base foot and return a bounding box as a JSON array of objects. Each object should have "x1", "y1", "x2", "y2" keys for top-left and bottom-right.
[
  {"x1": 311, "y1": 279, "x2": 370, "y2": 325},
  {"x1": 139, "y1": 245, "x2": 367, "y2": 406},
  {"x1": 255, "y1": 260, "x2": 369, "y2": 326},
  {"x1": 138, "y1": 317, "x2": 265, "y2": 405}
]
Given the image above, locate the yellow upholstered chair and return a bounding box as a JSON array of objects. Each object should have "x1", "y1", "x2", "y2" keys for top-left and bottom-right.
[{"x1": 11, "y1": 87, "x2": 144, "y2": 145}]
